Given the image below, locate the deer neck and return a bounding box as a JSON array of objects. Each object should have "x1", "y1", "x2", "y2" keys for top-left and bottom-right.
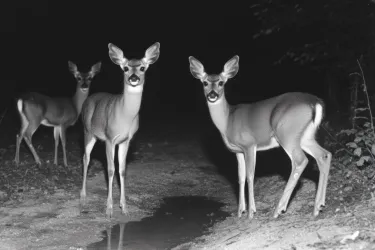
[
  {"x1": 120, "y1": 79, "x2": 144, "y2": 117},
  {"x1": 207, "y1": 94, "x2": 230, "y2": 134},
  {"x1": 72, "y1": 87, "x2": 89, "y2": 115}
]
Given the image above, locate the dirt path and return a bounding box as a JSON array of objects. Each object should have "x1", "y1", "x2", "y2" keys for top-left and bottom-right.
[{"x1": 0, "y1": 120, "x2": 374, "y2": 249}]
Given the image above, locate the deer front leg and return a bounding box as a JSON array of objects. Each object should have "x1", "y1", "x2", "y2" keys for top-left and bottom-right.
[
  {"x1": 236, "y1": 153, "x2": 246, "y2": 218},
  {"x1": 244, "y1": 146, "x2": 257, "y2": 219},
  {"x1": 105, "y1": 141, "x2": 116, "y2": 218},
  {"x1": 118, "y1": 140, "x2": 130, "y2": 215},
  {"x1": 59, "y1": 126, "x2": 68, "y2": 167},
  {"x1": 53, "y1": 127, "x2": 61, "y2": 165}
]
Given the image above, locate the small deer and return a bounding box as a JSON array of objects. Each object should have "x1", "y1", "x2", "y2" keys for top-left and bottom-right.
[
  {"x1": 15, "y1": 61, "x2": 101, "y2": 167},
  {"x1": 80, "y1": 42, "x2": 160, "y2": 218},
  {"x1": 189, "y1": 55, "x2": 331, "y2": 219}
]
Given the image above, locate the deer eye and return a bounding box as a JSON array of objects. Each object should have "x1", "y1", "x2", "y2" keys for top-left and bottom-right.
[
  {"x1": 123, "y1": 67, "x2": 129, "y2": 72},
  {"x1": 218, "y1": 81, "x2": 224, "y2": 87},
  {"x1": 140, "y1": 66, "x2": 145, "y2": 72},
  {"x1": 203, "y1": 81, "x2": 209, "y2": 87}
]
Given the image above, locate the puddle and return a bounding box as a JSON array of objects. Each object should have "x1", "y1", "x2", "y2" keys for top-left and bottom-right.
[{"x1": 87, "y1": 196, "x2": 229, "y2": 250}]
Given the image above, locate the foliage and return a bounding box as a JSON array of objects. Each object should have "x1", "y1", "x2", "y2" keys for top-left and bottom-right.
[
  {"x1": 325, "y1": 60, "x2": 375, "y2": 180},
  {"x1": 250, "y1": 0, "x2": 375, "y2": 69}
]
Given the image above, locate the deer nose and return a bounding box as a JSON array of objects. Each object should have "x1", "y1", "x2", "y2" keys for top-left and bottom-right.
[
  {"x1": 207, "y1": 91, "x2": 219, "y2": 102},
  {"x1": 129, "y1": 74, "x2": 140, "y2": 82}
]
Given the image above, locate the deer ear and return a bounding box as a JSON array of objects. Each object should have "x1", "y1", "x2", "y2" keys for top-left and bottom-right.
[
  {"x1": 221, "y1": 55, "x2": 239, "y2": 79},
  {"x1": 189, "y1": 56, "x2": 206, "y2": 80},
  {"x1": 143, "y1": 42, "x2": 160, "y2": 65},
  {"x1": 90, "y1": 62, "x2": 102, "y2": 76},
  {"x1": 68, "y1": 61, "x2": 78, "y2": 75},
  {"x1": 108, "y1": 43, "x2": 127, "y2": 66}
]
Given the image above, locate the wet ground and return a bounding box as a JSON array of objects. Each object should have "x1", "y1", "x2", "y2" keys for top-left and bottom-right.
[{"x1": 87, "y1": 196, "x2": 229, "y2": 250}]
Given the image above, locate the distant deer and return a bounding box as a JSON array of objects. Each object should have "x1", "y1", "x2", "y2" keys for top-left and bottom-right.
[
  {"x1": 80, "y1": 42, "x2": 160, "y2": 218},
  {"x1": 15, "y1": 61, "x2": 101, "y2": 167},
  {"x1": 189, "y1": 55, "x2": 331, "y2": 219}
]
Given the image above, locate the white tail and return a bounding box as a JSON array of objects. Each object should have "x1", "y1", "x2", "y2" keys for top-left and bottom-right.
[
  {"x1": 80, "y1": 42, "x2": 160, "y2": 218},
  {"x1": 15, "y1": 61, "x2": 101, "y2": 166},
  {"x1": 189, "y1": 56, "x2": 331, "y2": 219}
]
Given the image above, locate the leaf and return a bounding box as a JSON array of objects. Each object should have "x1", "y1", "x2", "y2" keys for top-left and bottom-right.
[
  {"x1": 343, "y1": 157, "x2": 352, "y2": 165},
  {"x1": 339, "y1": 129, "x2": 357, "y2": 136},
  {"x1": 361, "y1": 156, "x2": 371, "y2": 162},
  {"x1": 372, "y1": 144, "x2": 375, "y2": 155},
  {"x1": 356, "y1": 157, "x2": 365, "y2": 167},
  {"x1": 346, "y1": 142, "x2": 358, "y2": 148},
  {"x1": 354, "y1": 136, "x2": 363, "y2": 143},
  {"x1": 356, "y1": 108, "x2": 368, "y2": 112},
  {"x1": 353, "y1": 147, "x2": 362, "y2": 156}
]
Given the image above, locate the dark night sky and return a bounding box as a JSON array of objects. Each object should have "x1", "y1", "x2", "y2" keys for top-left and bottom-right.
[{"x1": 9, "y1": 1, "x2": 325, "y2": 119}]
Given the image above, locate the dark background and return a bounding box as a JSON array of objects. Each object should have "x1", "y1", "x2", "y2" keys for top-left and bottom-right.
[{"x1": 11, "y1": 2, "x2": 325, "y2": 105}]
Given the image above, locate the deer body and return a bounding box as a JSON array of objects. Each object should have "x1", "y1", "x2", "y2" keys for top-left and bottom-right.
[
  {"x1": 189, "y1": 55, "x2": 331, "y2": 219},
  {"x1": 80, "y1": 42, "x2": 160, "y2": 218},
  {"x1": 213, "y1": 92, "x2": 323, "y2": 152},
  {"x1": 82, "y1": 90, "x2": 141, "y2": 143},
  {"x1": 15, "y1": 61, "x2": 101, "y2": 167}
]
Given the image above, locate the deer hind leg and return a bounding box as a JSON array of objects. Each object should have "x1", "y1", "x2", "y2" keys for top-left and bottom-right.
[
  {"x1": 236, "y1": 153, "x2": 246, "y2": 218},
  {"x1": 301, "y1": 123, "x2": 332, "y2": 216},
  {"x1": 15, "y1": 106, "x2": 29, "y2": 165},
  {"x1": 244, "y1": 146, "x2": 257, "y2": 219},
  {"x1": 118, "y1": 140, "x2": 130, "y2": 215},
  {"x1": 80, "y1": 132, "x2": 96, "y2": 208},
  {"x1": 274, "y1": 133, "x2": 309, "y2": 218},
  {"x1": 105, "y1": 141, "x2": 116, "y2": 218},
  {"x1": 53, "y1": 127, "x2": 61, "y2": 165},
  {"x1": 22, "y1": 119, "x2": 42, "y2": 166}
]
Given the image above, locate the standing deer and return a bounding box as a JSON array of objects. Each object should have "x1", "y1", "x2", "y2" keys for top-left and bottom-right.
[
  {"x1": 80, "y1": 42, "x2": 160, "y2": 218},
  {"x1": 15, "y1": 61, "x2": 101, "y2": 167},
  {"x1": 189, "y1": 55, "x2": 331, "y2": 219}
]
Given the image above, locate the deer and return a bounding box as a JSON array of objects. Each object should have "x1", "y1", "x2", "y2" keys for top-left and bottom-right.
[
  {"x1": 80, "y1": 42, "x2": 160, "y2": 218},
  {"x1": 189, "y1": 55, "x2": 332, "y2": 219},
  {"x1": 15, "y1": 61, "x2": 101, "y2": 167}
]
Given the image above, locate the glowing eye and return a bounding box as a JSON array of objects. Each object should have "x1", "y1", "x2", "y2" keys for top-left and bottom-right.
[
  {"x1": 140, "y1": 66, "x2": 145, "y2": 72},
  {"x1": 203, "y1": 81, "x2": 208, "y2": 87},
  {"x1": 218, "y1": 81, "x2": 224, "y2": 86},
  {"x1": 124, "y1": 67, "x2": 129, "y2": 72}
]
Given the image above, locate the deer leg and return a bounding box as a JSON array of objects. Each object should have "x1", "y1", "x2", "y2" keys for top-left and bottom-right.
[
  {"x1": 236, "y1": 153, "x2": 246, "y2": 218},
  {"x1": 53, "y1": 127, "x2": 60, "y2": 165},
  {"x1": 107, "y1": 224, "x2": 112, "y2": 250},
  {"x1": 105, "y1": 141, "x2": 116, "y2": 218},
  {"x1": 22, "y1": 120, "x2": 42, "y2": 166},
  {"x1": 244, "y1": 146, "x2": 257, "y2": 219},
  {"x1": 302, "y1": 139, "x2": 332, "y2": 216},
  {"x1": 15, "y1": 119, "x2": 29, "y2": 165},
  {"x1": 274, "y1": 144, "x2": 308, "y2": 218},
  {"x1": 80, "y1": 133, "x2": 96, "y2": 207},
  {"x1": 118, "y1": 223, "x2": 125, "y2": 249},
  {"x1": 118, "y1": 140, "x2": 130, "y2": 215},
  {"x1": 59, "y1": 126, "x2": 68, "y2": 167}
]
